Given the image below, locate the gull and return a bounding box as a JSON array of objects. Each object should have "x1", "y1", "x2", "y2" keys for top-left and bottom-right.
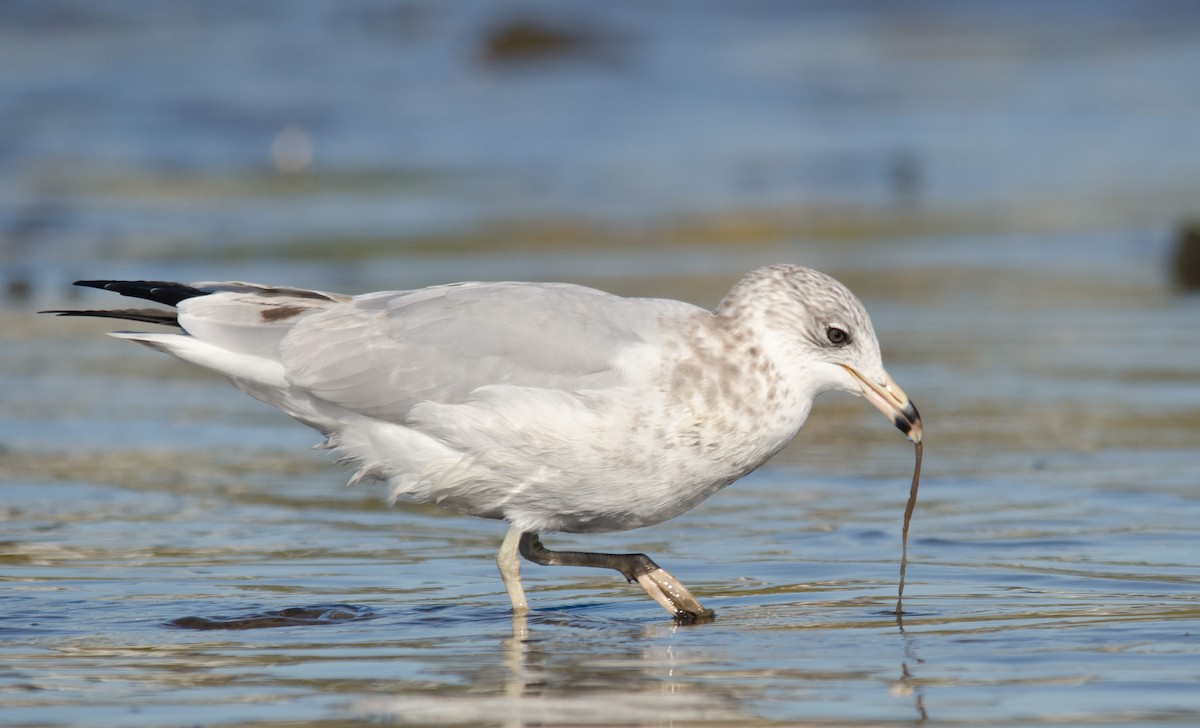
[{"x1": 45, "y1": 265, "x2": 921, "y2": 622}]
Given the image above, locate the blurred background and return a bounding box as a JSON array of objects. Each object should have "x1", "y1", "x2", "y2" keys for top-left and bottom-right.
[
  {"x1": 4, "y1": 2, "x2": 1200, "y2": 727},
  {"x1": 3, "y1": 0, "x2": 1199, "y2": 295}
]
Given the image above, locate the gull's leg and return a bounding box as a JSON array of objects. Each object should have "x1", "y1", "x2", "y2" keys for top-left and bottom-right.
[
  {"x1": 517, "y1": 532, "x2": 715, "y2": 623},
  {"x1": 497, "y1": 525, "x2": 529, "y2": 614}
]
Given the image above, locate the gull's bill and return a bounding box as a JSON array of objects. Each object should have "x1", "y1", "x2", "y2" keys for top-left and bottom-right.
[{"x1": 841, "y1": 365, "x2": 922, "y2": 444}]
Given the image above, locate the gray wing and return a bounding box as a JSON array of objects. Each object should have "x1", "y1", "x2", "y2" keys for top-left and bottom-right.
[{"x1": 278, "y1": 281, "x2": 681, "y2": 422}]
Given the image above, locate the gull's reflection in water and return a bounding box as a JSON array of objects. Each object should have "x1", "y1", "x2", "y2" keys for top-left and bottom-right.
[{"x1": 495, "y1": 612, "x2": 745, "y2": 727}]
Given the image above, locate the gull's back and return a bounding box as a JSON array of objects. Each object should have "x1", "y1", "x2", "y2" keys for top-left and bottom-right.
[{"x1": 277, "y1": 281, "x2": 669, "y2": 421}]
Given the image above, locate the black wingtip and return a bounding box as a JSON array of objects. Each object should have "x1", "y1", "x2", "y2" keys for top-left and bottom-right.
[
  {"x1": 73, "y1": 280, "x2": 117, "y2": 290},
  {"x1": 38, "y1": 307, "x2": 182, "y2": 327},
  {"x1": 71, "y1": 280, "x2": 208, "y2": 307}
]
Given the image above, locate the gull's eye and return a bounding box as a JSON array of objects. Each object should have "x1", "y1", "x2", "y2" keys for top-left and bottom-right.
[{"x1": 826, "y1": 326, "x2": 850, "y2": 346}]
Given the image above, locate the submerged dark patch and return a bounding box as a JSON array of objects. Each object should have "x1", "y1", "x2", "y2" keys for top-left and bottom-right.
[{"x1": 166, "y1": 603, "x2": 376, "y2": 630}]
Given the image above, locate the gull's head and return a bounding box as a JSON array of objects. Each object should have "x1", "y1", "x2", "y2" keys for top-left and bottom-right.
[{"x1": 720, "y1": 264, "x2": 922, "y2": 443}]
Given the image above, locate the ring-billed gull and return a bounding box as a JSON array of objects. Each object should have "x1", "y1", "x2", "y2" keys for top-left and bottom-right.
[{"x1": 45, "y1": 264, "x2": 921, "y2": 622}]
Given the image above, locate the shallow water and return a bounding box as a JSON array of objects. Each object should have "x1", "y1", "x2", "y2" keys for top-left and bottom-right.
[{"x1": 5, "y1": 2, "x2": 1200, "y2": 727}]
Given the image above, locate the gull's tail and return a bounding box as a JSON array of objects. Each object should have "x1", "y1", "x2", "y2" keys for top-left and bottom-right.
[
  {"x1": 41, "y1": 276, "x2": 352, "y2": 369},
  {"x1": 42, "y1": 277, "x2": 354, "y2": 430}
]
